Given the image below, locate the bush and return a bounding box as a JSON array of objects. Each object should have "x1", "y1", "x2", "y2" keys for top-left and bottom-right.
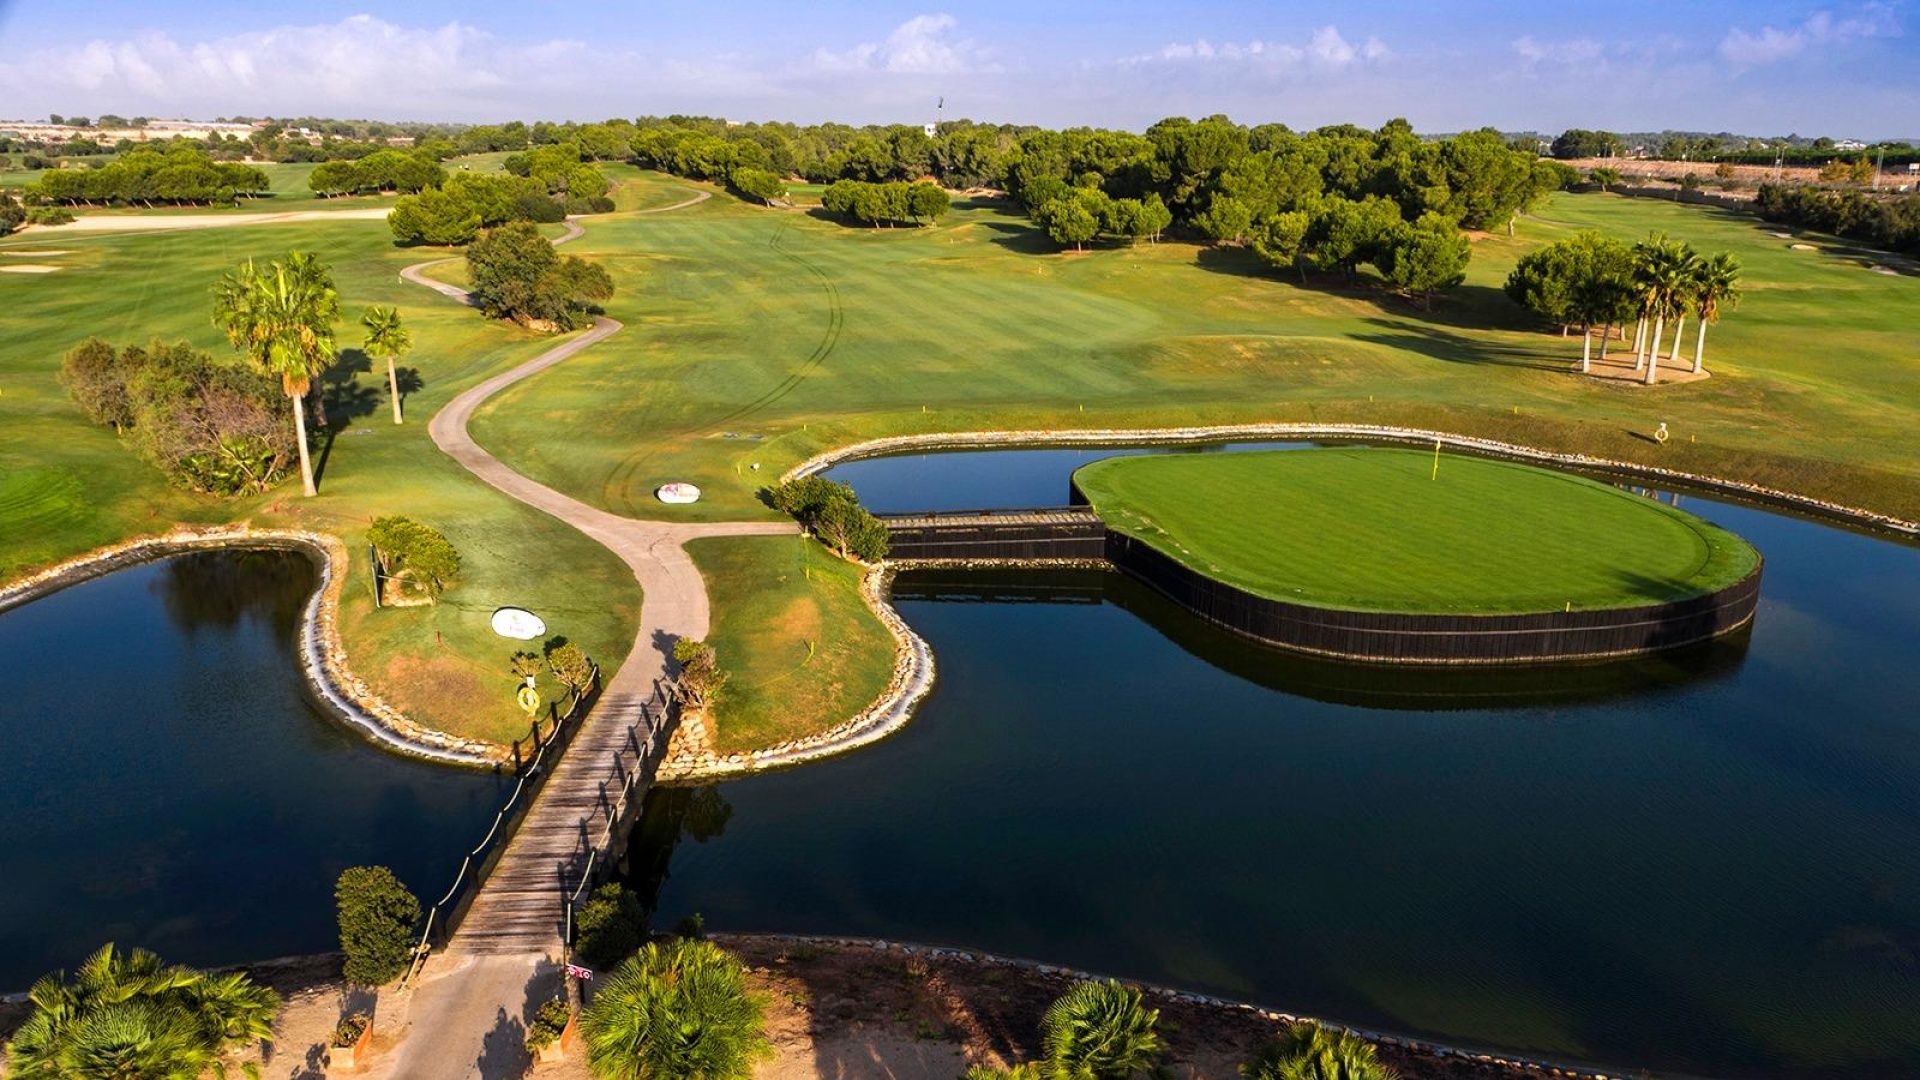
[
  {"x1": 545, "y1": 639, "x2": 596, "y2": 700},
  {"x1": 525, "y1": 998, "x2": 572, "y2": 1052},
  {"x1": 367, "y1": 515, "x2": 462, "y2": 601},
  {"x1": 335, "y1": 866, "x2": 421, "y2": 986},
  {"x1": 1040, "y1": 980, "x2": 1162, "y2": 1080},
  {"x1": 671, "y1": 639, "x2": 728, "y2": 709},
  {"x1": 466, "y1": 220, "x2": 614, "y2": 330},
  {"x1": 26, "y1": 205, "x2": 75, "y2": 225},
  {"x1": 331, "y1": 1014, "x2": 371, "y2": 1048},
  {"x1": 579, "y1": 940, "x2": 771, "y2": 1080},
  {"x1": 1241, "y1": 1022, "x2": 1397, "y2": 1080},
  {"x1": 766, "y1": 477, "x2": 889, "y2": 562},
  {"x1": 572, "y1": 883, "x2": 646, "y2": 971}
]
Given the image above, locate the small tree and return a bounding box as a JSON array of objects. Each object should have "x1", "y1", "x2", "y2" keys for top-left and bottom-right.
[
  {"x1": 1040, "y1": 980, "x2": 1163, "y2": 1080},
  {"x1": 729, "y1": 167, "x2": 786, "y2": 206},
  {"x1": 546, "y1": 639, "x2": 595, "y2": 700},
  {"x1": 361, "y1": 305, "x2": 412, "y2": 424},
  {"x1": 1380, "y1": 213, "x2": 1470, "y2": 309},
  {"x1": 906, "y1": 181, "x2": 950, "y2": 224},
  {"x1": 672, "y1": 638, "x2": 727, "y2": 709},
  {"x1": 368, "y1": 516, "x2": 461, "y2": 603},
  {"x1": 335, "y1": 866, "x2": 421, "y2": 985},
  {"x1": 767, "y1": 477, "x2": 889, "y2": 562},
  {"x1": 511, "y1": 650, "x2": 544, "y2": 683},
  {"x1": 1588, "y1": 166, "x2": 1622, "y2": 192},
  {"x1": 59, "y1": 337, "x2": 138, "y2": 432},
  {"x1": 572, "y1": 882, "x2": 646, "y2": 971}
]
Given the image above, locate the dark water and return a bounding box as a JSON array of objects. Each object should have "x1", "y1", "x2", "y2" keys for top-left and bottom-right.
[
  {"x1": 0, "y1": 550, "x2": 500, "y2": 988},
  {"x1": 628, "y1": 446, "x2": 1920, "y2": 1080}
]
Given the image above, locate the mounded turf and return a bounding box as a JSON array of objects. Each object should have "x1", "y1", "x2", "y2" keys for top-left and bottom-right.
[{"x1": 1073, "y1": 447, "x2": 1761, "y2": 614}]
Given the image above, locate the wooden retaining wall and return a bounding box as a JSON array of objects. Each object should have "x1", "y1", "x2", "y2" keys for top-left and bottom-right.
[{"x1": 884, "y1": 507, "x2": 1764, "y2": 665}]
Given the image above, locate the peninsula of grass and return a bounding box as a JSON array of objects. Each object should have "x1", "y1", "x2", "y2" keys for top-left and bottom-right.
[{"x1": 1072, "y1": 447, "x2": 1761, "y2": 615}]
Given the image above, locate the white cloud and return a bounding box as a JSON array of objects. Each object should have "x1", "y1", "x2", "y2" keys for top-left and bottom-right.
[
  {"x1": 1719, "y1": 3, "x2": 1900, "y2": 68},
  {"x1": 810, "y1": 13, "x2": 987, "y2": 75},
  {"x1": 1132, "y1": 26, "x2": 1388, "y2": 70},
  {"x1": 1510, "y1": 36, "x2": 1606, "y2": 68}
]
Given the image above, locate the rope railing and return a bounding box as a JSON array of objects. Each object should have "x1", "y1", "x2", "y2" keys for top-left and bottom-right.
[
  {"x1": 563, "y1": 683, "x2": 676, "y2": 954},
  {"x1": 401, "y1": 664, "x2": 602, "y2": 985}
]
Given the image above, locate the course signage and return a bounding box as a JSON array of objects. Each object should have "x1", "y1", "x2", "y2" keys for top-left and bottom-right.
[{"x1": 491, "y1": 607, "x2": 547, "y2": 640}]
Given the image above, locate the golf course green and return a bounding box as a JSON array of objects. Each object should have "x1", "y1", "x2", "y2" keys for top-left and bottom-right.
[{"x1": 1072, "y1": 447, "x2": 1761, "y2": 614}]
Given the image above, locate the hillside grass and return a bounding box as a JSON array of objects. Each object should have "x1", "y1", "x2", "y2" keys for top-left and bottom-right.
[
  {"x1": 685, "y1": 534, "x2": 893, "y2": 753},
  {"x1": 1074, "y1": 447, "x2": 1759, "y2": 613},
  {"x1": 465, "y1": 187, "x2": 1920, "y2": 528}
]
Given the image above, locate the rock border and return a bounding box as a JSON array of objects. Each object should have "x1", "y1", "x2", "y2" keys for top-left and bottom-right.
[
  {"x1": 0, "y1": 526, "x2": 504, "y2": 768},
  {"x1": 788, "y1": 423, "x2": 1920, "y2": 538},
  {"x1": 721, "y1": 932, "x2": 1645, "y2": 1080}
]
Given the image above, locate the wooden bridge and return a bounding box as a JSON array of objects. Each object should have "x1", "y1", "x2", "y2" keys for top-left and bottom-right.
[{"x1": 881, "y1": 506, "x2": 1107, "y2": 561}]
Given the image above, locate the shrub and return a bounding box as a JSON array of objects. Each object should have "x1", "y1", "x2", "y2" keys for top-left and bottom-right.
[
  {"x1": 331, "y1": 1013, "x2": 371, "y2": 1047},
  {"x1": 467, "y1": 220, "x2": 614, "y2": 330},
  {"x1": 545, "y1": 639, "x2": 596, "y2": 700},
  {"x1": 367, "y1": 515, "x2": 462, "y2": 602},
  {"x1": 572, "y1": 883, "x2": 646, "y2": 971},
  {"x1": 335, "y1": 866, "x2": 421, "y2": 986},
  {"x1": 525, "y1": 998, "x2": 572, "y2": 1052},
  {"x1": 579, "y1": 940, "x2": 771, "y2": 1080},
  {"x1": 1241, "y1": 1022, "x2": 1397, "y2": 1080},
  {"x1": 27, "y1": 205, "x2": 76, "y2": 225},
  {"x1": 1040, "y1": 980, "x2": 1162, "y2": 1080},
  {"x1": 671, "y1": 639, "x2": 728, "y2": 709},
  {"x1": 766, "y1": 477, "x2": 889, "y2": 562}
]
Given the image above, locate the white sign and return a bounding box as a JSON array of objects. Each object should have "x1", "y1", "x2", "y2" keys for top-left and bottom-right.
[
  {"x1": 656, "y1": 482, "x2": 702, "y2": 504},
  {"x1": 490, "y1": 607, "x2": 547, "y2": 640}
]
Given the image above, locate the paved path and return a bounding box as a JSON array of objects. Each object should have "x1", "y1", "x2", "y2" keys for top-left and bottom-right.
[{"x1": 382, "y1": 202, "x2": 793, "y2": 1079}]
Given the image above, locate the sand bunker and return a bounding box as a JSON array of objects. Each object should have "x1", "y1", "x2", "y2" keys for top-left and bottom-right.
[
  {"x1": 0, "y1": 265, "x2": 61, "y2": 274},
  {"x1": 3, "y1": 249, "x2": 73, "y2": 256},
  {"x1": 1790, "y1": 243, "x2": 1817, "y2": 251},
  {"x1": 1870, "y1": 265, "x2": 1901, "y2": 276}
]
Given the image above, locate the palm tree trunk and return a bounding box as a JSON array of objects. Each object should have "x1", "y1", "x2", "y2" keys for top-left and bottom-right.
[
  {"x1": 1633, "y1": 318, "x2": 1647, "y2": 370},
  {"x1": 291, "y1": 393, "x2": 317, "y2": 497},
  {"x1": 1668, "y1": 315, "x2": 1686, "y2": 368},
  {"x1": 1693, "y1": 321, "x2": 1708, "y2": 374},
  {"x1": 1600, "y1": 322, "x2": 1614, "y2": 360},
  {"x1": 1644, "y1": 317, "x2": 1664, "y2": 385},
  {"x1": 388, "y1": 358, "x2": 404, "y2": 424},
  {"x1": 1581, "y1": 322, "x2": 1593, "y2": 373}
]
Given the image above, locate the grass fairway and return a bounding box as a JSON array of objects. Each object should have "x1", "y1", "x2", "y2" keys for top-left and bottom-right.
[
  {"x1": 686, "y1": 535, "x2": 894, "y2": 753},
  {"x1": 1074, "y1": 447, "x2": 1760, "y2": 614},
  {"x1": 469, "y1": 186, "x2": 1920, "y2": 527}
]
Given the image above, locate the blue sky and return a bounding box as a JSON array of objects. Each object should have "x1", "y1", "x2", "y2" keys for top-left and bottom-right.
[{"x1": 0, "y1": 1, "x2": 1911, "y2": 136}]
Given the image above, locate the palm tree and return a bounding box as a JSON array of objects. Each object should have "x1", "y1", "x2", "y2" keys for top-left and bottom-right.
[
  {"x1": 212, "y1": 251, "x2": 341, "y2": 497},
  {"x1": 1631, "y1": 235, "x2": 1687, "y2": 386},
  {"x1": 1241, "y1": 1022, "x2": 1398, "y2": 1080},
  {"x1": 1658, "y1": 243, "x2": 1706, "y2": 381},
  {"x1": 579, "y1": 939, "x2": 770, "y2": 1080},
  {"x1": 1691, "y1": 253, "x2": 1742, "y2": 374},
  {"x1": 6, "y1": 943, "x2": 281, "y2": 1080},
  {"x1": 361, "y1": 305, "x2": 413, "y2": 424},
  {"x1": 1040, "y1": 980, "x2": 1163, "y2": 1080}
]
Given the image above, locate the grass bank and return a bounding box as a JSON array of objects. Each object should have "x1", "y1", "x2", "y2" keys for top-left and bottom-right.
[
  {"x1": 685, "y1": 535, "x2": 893, "y2": 753},
  {"x1": 1074, "y1": 447, "x2": 1759, "y2": 613}
]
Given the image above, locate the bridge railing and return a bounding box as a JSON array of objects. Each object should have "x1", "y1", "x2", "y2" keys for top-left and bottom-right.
[
  {"x1": 875, "y1": 505, "x2": 1091, "y2": 521},
  {"x1": 401, "y1": 663, "x2": 602, "y2": 984},
  {"x1": 562, "y1": 681, "x2": 677, "y2": 955}
]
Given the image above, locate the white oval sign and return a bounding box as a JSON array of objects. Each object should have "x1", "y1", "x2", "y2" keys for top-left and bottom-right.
[
  {"x1": 656, "y1": 482, "x2": 702, "y2": 504},
  {"x1": 490, "y1": 607, "x2": 547, "y2": 640}
]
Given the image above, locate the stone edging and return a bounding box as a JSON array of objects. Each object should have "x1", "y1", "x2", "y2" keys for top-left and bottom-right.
[
  {"x1": 655, "y1": 564, "x2": 934, "y2": 781},
  {"x1": 0, "y1": 526, "x2": 504, "y2": 768},
  {"x1": 718, "y1": 932, "x2": 1640, "y2": 1080},
  {"x1": 787, "y1": 423, "x2": 1920, "y2": 537}
]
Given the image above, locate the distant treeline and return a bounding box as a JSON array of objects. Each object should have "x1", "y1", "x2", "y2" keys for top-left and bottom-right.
[
  {"x1": 1549, "y1": 127, "x2": 1918, "y2": 166},
  {"x1": 385, "y1": 140, "x2": 613, "y2": 245},
  {"x1": 24, "y1": 147, "x2": 268, "y2": 206},
  {"x1": 1754, "y1": 183, "x2": 1920, "y2": 255}
]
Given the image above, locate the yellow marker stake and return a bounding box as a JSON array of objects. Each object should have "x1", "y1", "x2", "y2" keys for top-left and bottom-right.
[{"x1": 1431, "y1": 437, "x2": 1442, "y2": 480}]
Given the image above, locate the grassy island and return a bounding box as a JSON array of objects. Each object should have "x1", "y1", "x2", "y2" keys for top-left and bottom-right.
[{"x1": 1072, "y1": 447, "x2": 1761, "y2": 615}]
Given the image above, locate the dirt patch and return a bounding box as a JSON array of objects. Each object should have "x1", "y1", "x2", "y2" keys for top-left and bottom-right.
[
  {"x1": 0, "y1": 265, "x2": 60, "y2": 273},
  {"x1": 1581, "y1": 351, "x2": 1711, "y2": 386}
]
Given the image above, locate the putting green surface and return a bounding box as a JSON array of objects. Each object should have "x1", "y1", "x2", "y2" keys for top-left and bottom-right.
[{"x1": 1073, "y1": 448, "x2": 1760, "y2": 614}]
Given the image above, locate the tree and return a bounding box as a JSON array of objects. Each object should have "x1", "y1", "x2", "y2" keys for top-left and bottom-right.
[
  {"x1": 1689, "y1": 252, "x2": 1741, "y2": 374},
  {"x1": 1193, "y1": 194, "x2": 1254, "y2": 245},
  {"x1": 907, "y1": 181, "x2": 951, "y2": 223},
  {"x1": 1630, "y1": 235, "x2": 1696, "y2": 385},
  {"x1": 1379, "y1": 212, "x2": 1470, "y2": 308},
  {"x1": 6, "y1": 944, "x2": 280, "y2": 1080},
  {"x1": 0, "y1": 190, "x2": 24, "y2": 237},
  {"x1": 1242, "y1": 1022, "x2": 1398, "y2": 1080},
  {"x1": 335, "y1": 866, "x2": 421, "y2": 986},
  {"x1": 729, "y1": 166, "x2": 786, "y2": 205},
  {"x1": 367, "y1": 516, "x2": 462, "y2": 602},
  {"x1": 571, "y1": 883, "x2": 645, "y2": 971},
  {"x1": 361, "y1": 305, "x2": 412, "y2": 424},
  {"x1": 767, "y1": 476, "x2": 889, "y2": 562},
  {"x1": 546, "y1": 639, "x2": 596, "y2": 699},
  {"x1": 1251, "y1": 211, "x2": 1311, "y2": 282},
  {"x1": 1588, "y1": 166, "x2": 1622, "y2": 192},
  {"x1": 672, "y1": 638, "x2": 728, "y2": 709},
  {"x1": 210, "y1": 251, "x2": 340, "y2": 497},
  {"x1": 579, "y1": 939, "x2": 771, "y2": 1080},
  {"x1": 1040, "y1": 980, "x2": 1162, "y2": 1080},
  {"x1": 467, "y1": 221, "x2": 614, "y2": 330},
  {"x1": 1035, "y1": 195, "x2": 1099, "y2": 251},
  {"x1": 60, "y1": 337, "x2": 138, "y2": 432}
]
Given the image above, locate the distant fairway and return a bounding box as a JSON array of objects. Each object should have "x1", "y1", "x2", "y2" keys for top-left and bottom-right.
[{"x1": 1073, "y1": 447, "x2": 1761, "y2": 614}]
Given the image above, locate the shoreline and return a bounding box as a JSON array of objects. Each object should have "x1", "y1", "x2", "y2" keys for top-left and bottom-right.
[{"x1": 0, "y1": 525, "x2": 505, "y2": 768}]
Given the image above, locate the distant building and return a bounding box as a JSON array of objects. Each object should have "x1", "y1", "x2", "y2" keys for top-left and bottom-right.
[
  {"x1": 1834, "y1": 139, "x2": 1868, "y2": 151},
  {"x1": 924, "y1": 121, "x2": 938, "y2": 138}
]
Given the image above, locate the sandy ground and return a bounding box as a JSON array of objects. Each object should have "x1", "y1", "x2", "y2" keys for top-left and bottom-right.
[
  {"x1": 0, "y1": 265, "x2": 60, "y2": 273},
  {"x1": 31, "y1": 207, "x2": 390, "y2": 233},
  {"x1": 2, "y1": 249, "x2": 72, "y2": 255},
  {"x1": 1582, "y1": 350, "x2": 1711, "y2": 386}
]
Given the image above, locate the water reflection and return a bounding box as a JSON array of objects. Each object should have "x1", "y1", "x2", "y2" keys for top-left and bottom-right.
[{"x1": 152, "y1": 547, "x2": 313, "y2": 633}]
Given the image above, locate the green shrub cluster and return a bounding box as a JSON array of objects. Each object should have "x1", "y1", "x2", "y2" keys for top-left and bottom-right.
[
  {"x1": 820, "y1": 179, "x2": 950, "y2": 226},
  {"x1": 465, "y1": 220, "x2": 615, "y2": 330},
  {"x1": 767, "y1": 477, "x2": 889, "y2": 562},
  {"x1": 26, "y1": 146, "x2": 268, "y2": 206},
  {"x1": 368, "y1": 515, "x2": 463, "y2": 601},
  {"x1": 1756, "y1": 182, "x2": 1920, "y2": 255},
  {"x1": 334, "y1": 866, "x2": 421, "y2": 986},
  {"x1": 572, "y1": 882, "x2": 647, "y2": 971},
  {"x1": 60, "y1": 338, "x2": 297, "y2": 495},
  {"x1": 309, "y1": 148, "x2": 446, "y2": 196}
]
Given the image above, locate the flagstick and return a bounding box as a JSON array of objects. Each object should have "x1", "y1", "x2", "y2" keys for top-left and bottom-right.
[{"x1": 1431, "y1": 437, "x2": 1441, "y2": 481}]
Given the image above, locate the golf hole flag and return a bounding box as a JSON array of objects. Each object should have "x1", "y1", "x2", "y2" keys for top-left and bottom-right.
[{"x1": 566, "y1": 963, "x2": 594, "y2": 981}]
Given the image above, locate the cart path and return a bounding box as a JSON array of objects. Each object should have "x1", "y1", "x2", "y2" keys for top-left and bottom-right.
[{"x1": 384, "y1": 202, "x2": 792, "y2": 1080}]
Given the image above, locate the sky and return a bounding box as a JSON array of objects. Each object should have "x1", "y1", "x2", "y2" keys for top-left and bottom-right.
[{"x1": 0, "y1": 1, "x2": 1912, "y2": 137}]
